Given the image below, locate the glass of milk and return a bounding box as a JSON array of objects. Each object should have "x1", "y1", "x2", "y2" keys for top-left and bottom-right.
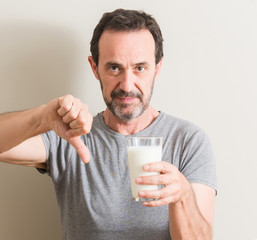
[{"x1": 126, "y1": 137, "x2": 162, "y2": 201}]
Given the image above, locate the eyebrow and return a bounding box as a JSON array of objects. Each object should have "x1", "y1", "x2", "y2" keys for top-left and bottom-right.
[
  {"x1": 104, "y1": 61, "x2": 150, "y2": 69},
  {"x1": 104, "y1": 62, "x2": 122, "y2": 69}
]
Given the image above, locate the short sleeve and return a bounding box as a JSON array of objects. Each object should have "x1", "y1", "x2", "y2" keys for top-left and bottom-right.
[
  {"x1": 39, "y1": 130, "x2": 74, "y2": 182},
  {"x1": 179, "y1": 129, "x2": 217, "y2": 193}
]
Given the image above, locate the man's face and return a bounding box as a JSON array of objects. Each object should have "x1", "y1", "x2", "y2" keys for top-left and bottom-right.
[{"x1": 89, "y1": 29, "x2": 162, "y2": 122}]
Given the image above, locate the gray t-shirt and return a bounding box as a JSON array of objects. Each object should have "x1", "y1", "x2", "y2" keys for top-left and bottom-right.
[{"x1": 41, "y1": 112, "x2": 217, "y2": 240}]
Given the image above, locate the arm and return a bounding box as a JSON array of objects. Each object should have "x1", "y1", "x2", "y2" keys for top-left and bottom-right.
[
  {"x1": 0, "y1": 95, "x2": 93, "y2": 167},
  {"x1": 0, "y1": 106, "x2": 46, "y2": 154},
  {"x1": 0, "y1": 107, "x2": 48, "y2": 168},
  {"x1": 135, "y1": 162, "x2": 216, "y2": 239},
  {"x1": 0, "y1": 135, "x2": 47, "y2": 169},
  {"x1": 168, "y1": 183, "x2": 215, "y2": 239}
]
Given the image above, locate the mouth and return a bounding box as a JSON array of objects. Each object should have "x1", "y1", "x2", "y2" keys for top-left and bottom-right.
[{"x1": 117, "y1": 97, "x2": 136, "y2": 104}]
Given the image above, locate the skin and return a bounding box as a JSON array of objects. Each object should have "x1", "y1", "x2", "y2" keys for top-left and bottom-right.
[
  {"x1": 0, "y1": 29, "x2": 216, "y2": 239},
  {"x1": 88, "y1": 29, "x2": 162, "y2": 135}
]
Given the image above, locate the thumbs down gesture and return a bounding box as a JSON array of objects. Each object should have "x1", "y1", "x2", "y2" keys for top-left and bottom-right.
[{"x1": 44, "y1": 95, "x2": 93, "y2": 163}]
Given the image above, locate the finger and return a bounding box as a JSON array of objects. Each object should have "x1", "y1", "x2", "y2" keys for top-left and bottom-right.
[
  {"x1": 57, "y1": 95, "x2": 74, "y2": 117},
  {"x1": 69, "y1": 107, "x2": 91, "y2": 131},
  {"x1": 62, "y1": 100, "x2": 81, "y2": 124},
  {"x1": 143, "y1": 161, "x2": 176, "y2": 174},
  {"x1": 136, "y1": 173, "x2": 172, "y2": 186},
  {"x1": 66, "y1": 128, "x2": 87, "y2": 138},
  {"x1": 142, "y1": 195, "x2": 176, "y2": 207},
  {"x1": 139, "y1": 185, "x2": 177, "y2": 200},
  {"x1": 68, "y1": 136, "x2": 90, "y2": 163}
]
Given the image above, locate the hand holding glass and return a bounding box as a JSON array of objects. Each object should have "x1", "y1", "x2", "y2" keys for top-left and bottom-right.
[{"x1": 127, "y1": 137, "x2": 162, "y2": 201}]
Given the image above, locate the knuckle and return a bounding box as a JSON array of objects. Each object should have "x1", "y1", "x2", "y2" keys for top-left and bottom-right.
[
  {"x1": 65, "y1": 94, "x2": 73, "y2": 99},
  {"x1": 82, "y1": 122, "x2": 92, "y2": 133},
  {"x1": 69, "y1": 112, "x2": 78, "y2": 120},
  {"x1": 75, "y1": 98, "x2": 82, "y2": 106},
  {"x1": 148, "y1": 191, "x2": 157, "y2": 199},
  {"x1": 59, "y1": 94, "x2": 72, "y2": 105},
  {"x1": 161, "y1": 163, "x2": 171, "y2": 173},
  {"x1": 62, "y1": 105, "x2": 71, "y2": 113},
  {"x1": 81, "y1": 126, "x2": 89, "y2": 134},
  {"x1": 62, "y1": 117, "x2": 69, "y2": 124},
  {"x1": 79, "y1": 117, "x2": 87, "y2": 125},
  {"x1": 158, "y1": 174, "x2": 166, "y2": 184},
  {"x1": 161, "y1": 187, "x2": 169, "y2": 198}
]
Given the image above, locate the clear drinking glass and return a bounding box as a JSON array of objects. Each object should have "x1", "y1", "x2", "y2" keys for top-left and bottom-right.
[{"x1": 126, "y1": 137, "x2": 162, "y2": 201}]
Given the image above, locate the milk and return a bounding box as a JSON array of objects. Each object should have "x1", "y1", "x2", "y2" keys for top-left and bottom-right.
[{"x1": 127, "y1": 145, "x2": 162, "y2": 201}]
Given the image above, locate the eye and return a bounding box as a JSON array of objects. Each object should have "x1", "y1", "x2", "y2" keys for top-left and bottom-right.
[
  {"x1": 110, "y1": 65, "x2": 120, "y2": 72},
  {"x1": 136, "y1": 66, "x2": 145, "y2": 72}
]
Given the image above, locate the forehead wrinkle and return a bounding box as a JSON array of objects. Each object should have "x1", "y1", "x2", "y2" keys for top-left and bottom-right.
[
  {"x1": 135, "y1": 61, "x2": 150, "y2": 66},
  {"x1": 98, "y1": 30, "x2": 155, "y2": 67}
]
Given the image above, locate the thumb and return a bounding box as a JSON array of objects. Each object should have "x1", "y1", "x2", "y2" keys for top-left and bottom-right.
[{"x1": 68, "y1": 136, "x2": 90, "y2": 163}]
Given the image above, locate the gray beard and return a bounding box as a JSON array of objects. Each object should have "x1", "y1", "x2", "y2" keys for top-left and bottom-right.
[
  {"x1": 98, "y1": 75, "x2": 154, "y2": 122},
  {"x1": 106, "y1": 92, "x2": 147, "y2": 122}
]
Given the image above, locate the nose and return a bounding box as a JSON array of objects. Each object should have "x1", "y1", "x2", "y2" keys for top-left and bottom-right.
[{"x1": 119, "y1": 70, "x2": 135, "y2": 93}]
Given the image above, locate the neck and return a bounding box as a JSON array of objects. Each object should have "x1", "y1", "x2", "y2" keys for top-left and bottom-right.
[{"x1": 102, "y1": 106, "x2": 159, "y2": 135}]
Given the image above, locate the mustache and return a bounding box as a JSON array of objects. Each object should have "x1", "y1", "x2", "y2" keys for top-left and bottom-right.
[{"x1": 111, "y1": 89, "x2": 142, "y2": 100}]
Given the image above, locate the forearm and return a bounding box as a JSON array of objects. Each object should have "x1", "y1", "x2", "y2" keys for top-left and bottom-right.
[
  {"x1": 0, "y1": 105, "x2": 47, "y2": 153},
  {"x1": 169, "y1": 186, "x2": 212, "y2": 240}
]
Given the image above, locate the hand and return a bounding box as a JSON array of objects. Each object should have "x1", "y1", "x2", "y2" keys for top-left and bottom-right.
[
  {"x1": 43, "y1": 95, "x2": 93, "y2": 163},
  {"x1": 135, "y1": 161, "x2": 192, "y2": 207}
]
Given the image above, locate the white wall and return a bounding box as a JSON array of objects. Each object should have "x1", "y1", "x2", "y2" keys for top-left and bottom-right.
[{"x1": 0, "y1": 0, "x2": 256, "y2": 239}]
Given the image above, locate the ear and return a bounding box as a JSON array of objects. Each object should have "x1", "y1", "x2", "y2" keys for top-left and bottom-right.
[
  {"x1": 88, "y1": 56, "x2": 100, "y2": 80},
  {"x1": 155, "y1": 57, "x2": 163, "y2": 80}
]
